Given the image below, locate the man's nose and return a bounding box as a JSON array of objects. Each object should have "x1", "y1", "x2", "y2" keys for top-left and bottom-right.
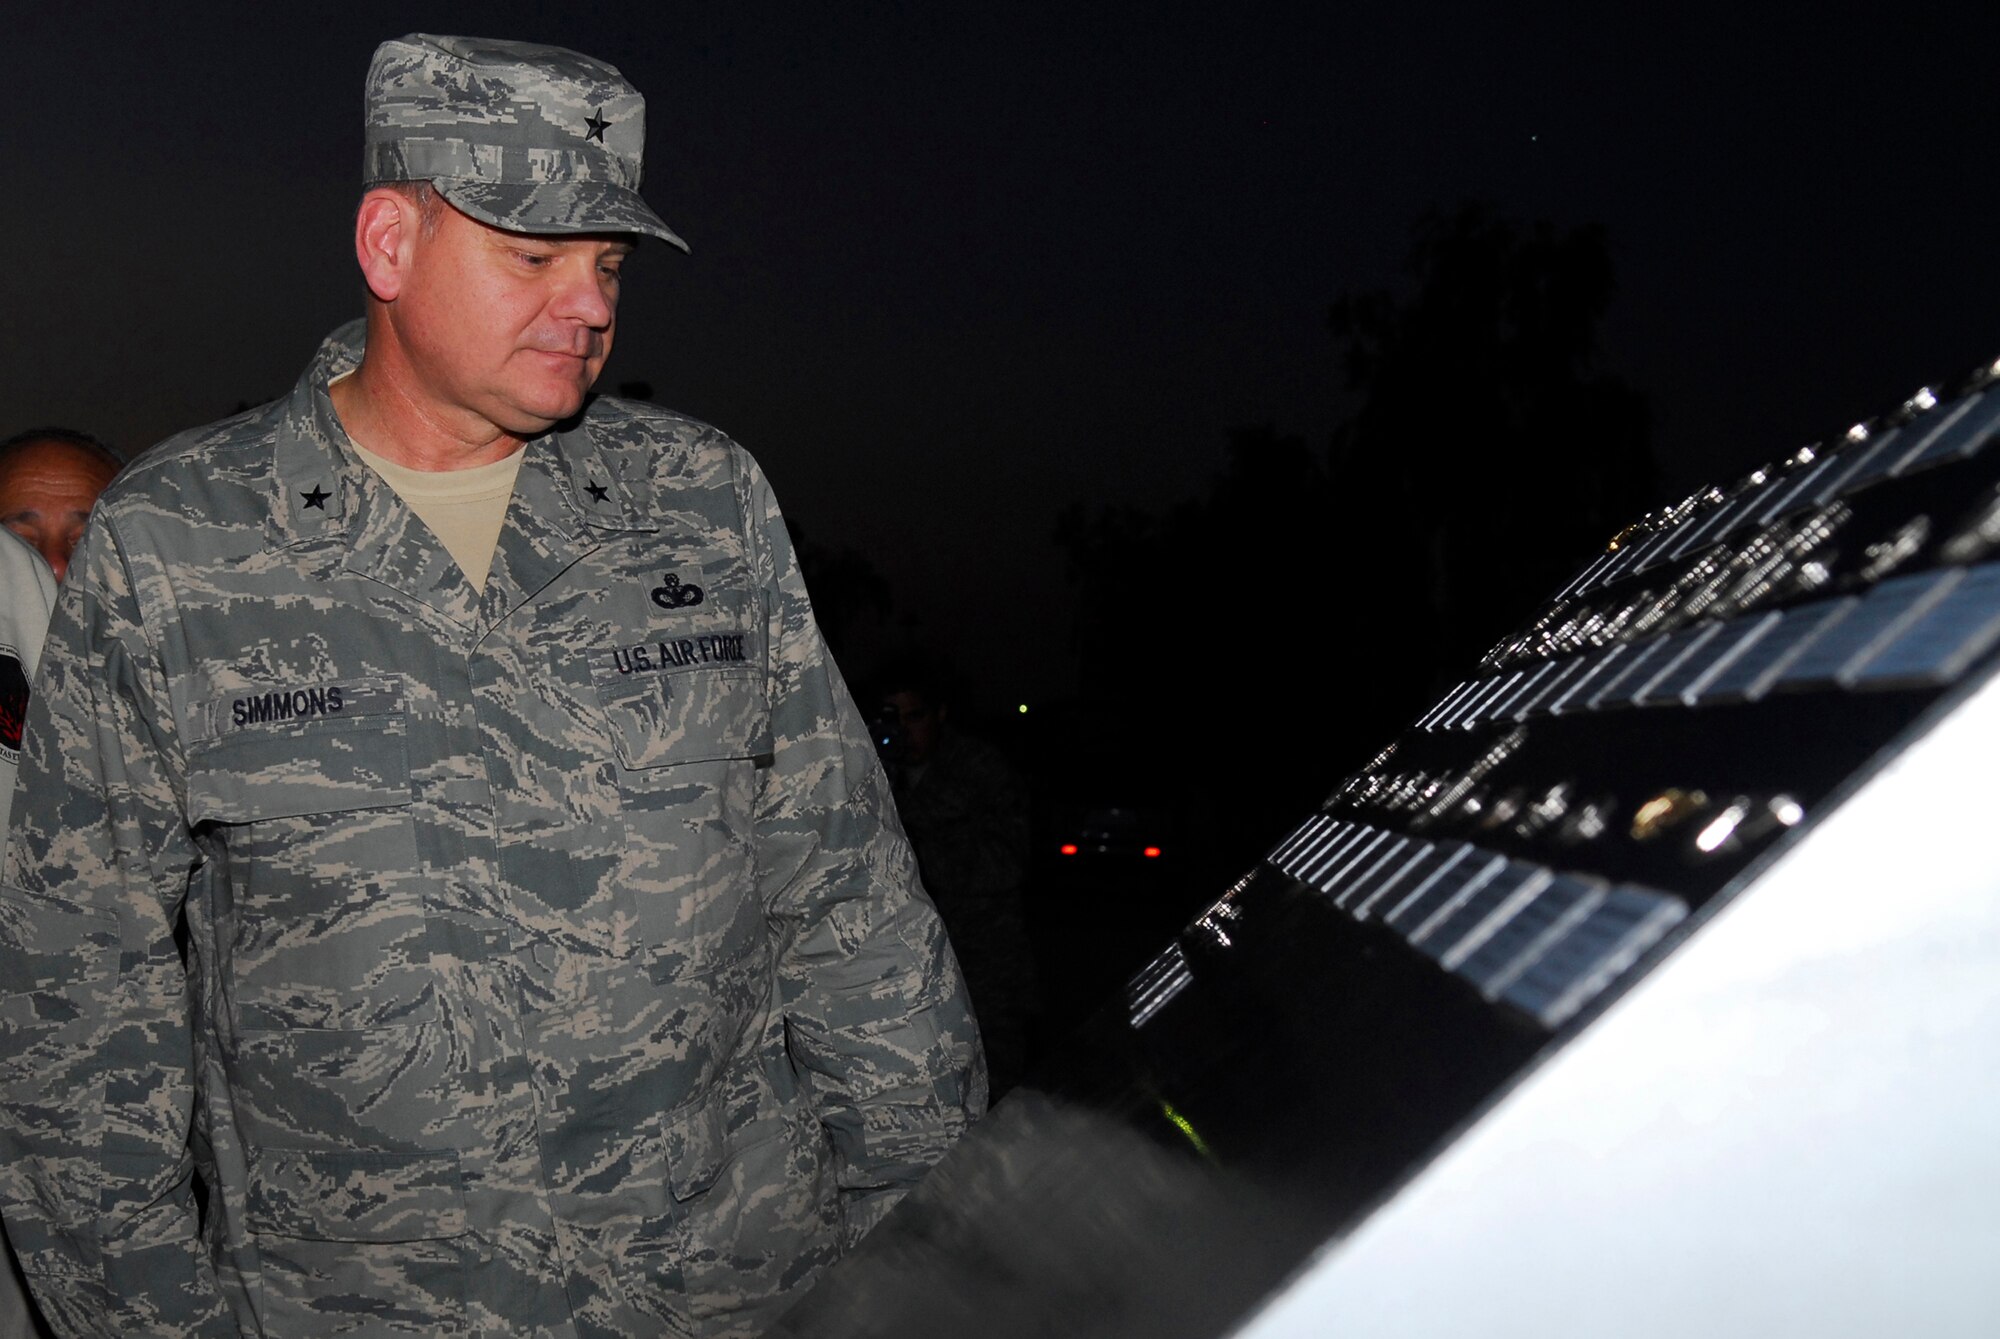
[
  {"x1": 39, "y1": 537, "x2": 69, "y2": 582},
  {"x1": 552, "y1": 263, "x2": 616, "y2": 330}
]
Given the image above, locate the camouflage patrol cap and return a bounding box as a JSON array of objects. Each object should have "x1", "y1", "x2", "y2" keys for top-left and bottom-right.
[{"x1": 363, "y1": 33, "x2": 688, "y2": 252}]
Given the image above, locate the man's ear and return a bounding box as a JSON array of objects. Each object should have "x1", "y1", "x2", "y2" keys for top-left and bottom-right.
[{"x1": 354, "y1": 189, "x2": 417, "y2": 302}]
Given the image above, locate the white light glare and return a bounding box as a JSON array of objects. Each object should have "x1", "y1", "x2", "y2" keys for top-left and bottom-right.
[
  {"x1": 1695, "y1": 801, "x2": 1750, "y2": 853},
  {"x1": 1769, "y1": 795, "x2": 1804, "y2": 826}
]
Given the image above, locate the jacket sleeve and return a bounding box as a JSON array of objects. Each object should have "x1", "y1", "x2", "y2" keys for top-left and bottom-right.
[
  {"x1": 0, "y1": 515, "x2": 235, "y2": 1334},
  {"x1": 743, "y1": 455, "x2": 988, "y2": 1243}
]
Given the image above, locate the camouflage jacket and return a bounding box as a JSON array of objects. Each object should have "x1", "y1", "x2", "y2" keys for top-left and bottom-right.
[{"x1": 0, "y1": 326, "x2": 985, "y2": 1338}]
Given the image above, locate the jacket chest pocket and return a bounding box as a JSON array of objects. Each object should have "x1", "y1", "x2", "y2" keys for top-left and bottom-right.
[
  {"x1": 187, "y1": 677, "x2": 436, "y2": 1033},
  {"x1": 580, "y1": 589, "x2": 773, "y2": 972},
  {"x1": 588, "y1": 589, "x2": 774, "y2": 769}
]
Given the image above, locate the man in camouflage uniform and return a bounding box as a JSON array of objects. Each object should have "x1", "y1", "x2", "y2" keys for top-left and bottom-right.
[{"x1": 0, "y1": 34, "x2": 984, "y2": 1338}]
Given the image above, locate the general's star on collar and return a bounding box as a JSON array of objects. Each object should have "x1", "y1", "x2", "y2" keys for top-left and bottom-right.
[
  {"x1": 301, "y1": 485, "x2": 331, "y2": 510},
  {"x1": 584, "y1": 109, "x2": 610, "y2": 142},
  {"x1": 585, "y1": 480, "x2": 611, "y2": 503}
]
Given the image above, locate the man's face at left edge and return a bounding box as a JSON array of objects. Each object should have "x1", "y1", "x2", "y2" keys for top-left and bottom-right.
[{"x1": 396, "y1": 199, "x2": 637, "y2": 436}]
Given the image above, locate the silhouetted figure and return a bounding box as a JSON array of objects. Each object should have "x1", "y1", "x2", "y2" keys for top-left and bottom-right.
[{"x1": 876, "y1": 663, "x2": 1038, "y2": 1096}]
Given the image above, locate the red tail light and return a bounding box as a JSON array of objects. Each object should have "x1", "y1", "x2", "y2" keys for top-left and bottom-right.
[
  {"x1": 1143, "y1": 846, "x2": 1162, "y2": 859},
  {"x1": 1059, "y1": 843, "x2": 1079, "y2": 856}
]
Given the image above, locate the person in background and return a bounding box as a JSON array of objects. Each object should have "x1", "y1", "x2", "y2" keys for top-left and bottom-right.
[
  {"x1": 876, "y1": 661, "x2": 1037, "y2": 1096},
  {"x1": 0, "y1": 427, "x2": 118, "y2": 1339},
  {"x1": 0, "y1": 34, "x2": 981, "y2": 1338},
  {"x1": 0, "y1": 528, "x2": 58, "y2": 1339},
  {"x1": 0, "y1": 429, "x2": 122, "y2": 582}
]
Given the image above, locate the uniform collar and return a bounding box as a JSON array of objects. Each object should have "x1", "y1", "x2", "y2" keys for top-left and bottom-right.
[
  {"x1": 268, "y1": 320, "x2": 658, "y2": 550},
  {"x1": 268, "y1": 321, "x2": 366, "y2": 546},
  {"x1": 544, "y1": 415, "x2": 657, "y2": 535}
]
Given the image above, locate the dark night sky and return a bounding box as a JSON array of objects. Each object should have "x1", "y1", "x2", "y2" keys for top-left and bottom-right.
[{"x1": 10, "y1": 1, "x2": 2000, "y2": 708}]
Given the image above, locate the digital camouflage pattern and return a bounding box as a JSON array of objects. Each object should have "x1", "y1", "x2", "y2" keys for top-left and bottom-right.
[
  {"x1": 364, "y1": 34, "x2": 688, "y2": 250},
  {"x1": 0, "y1": 322, "x2": 986, "y2": 1337}
]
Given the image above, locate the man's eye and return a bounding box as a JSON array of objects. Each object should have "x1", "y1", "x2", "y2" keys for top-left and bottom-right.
[{"x1": 517, "y1": 251, "x2": 552, "y2": 267}]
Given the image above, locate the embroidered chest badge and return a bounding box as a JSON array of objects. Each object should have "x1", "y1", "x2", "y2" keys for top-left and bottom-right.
[{"x1": 650, "y1": 573, "x2": 705, "y2": 609}]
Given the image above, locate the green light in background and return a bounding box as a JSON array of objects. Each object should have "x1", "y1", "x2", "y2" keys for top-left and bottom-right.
[
  {"x1": 1018, "y1": 703, "x2": 1029, "y2": 714},
  {"x1": 1159, "y1": 1098, "x2": 1213, "y2": 1161}
]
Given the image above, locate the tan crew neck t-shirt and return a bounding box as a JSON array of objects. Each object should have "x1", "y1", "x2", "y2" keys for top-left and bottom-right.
[{"x1": 350, "y1": 440, "x2": 525, "y2": 594}]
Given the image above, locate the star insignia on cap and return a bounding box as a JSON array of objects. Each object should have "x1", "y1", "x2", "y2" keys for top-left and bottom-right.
[
  {"x1": 585, "y1": 480, "x2": 610, "y2": 503},
  {"x1": 301, "y1": 484, "x2": 331, "y2": 510},
  {"x1": 584, "y1": 108, "x2": 611, "y2": 142}
]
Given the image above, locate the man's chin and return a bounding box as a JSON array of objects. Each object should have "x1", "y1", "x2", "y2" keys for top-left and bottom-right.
[{"x1": 497, "y1": 384, "x2": 594, "y2": 434}]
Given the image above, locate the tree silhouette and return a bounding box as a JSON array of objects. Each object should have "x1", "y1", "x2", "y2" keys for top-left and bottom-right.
[
  {"x1": 1054, "y1": 204, "x2": 1656, "y2": 876},
  {"x1": 1329, "y1": 204, "x2": 1656, "y2": 671},
  {"x1": 1056, "y1": 423, "x2": 1335, "y2": 705},
  {"x1": 1052, "y1": 422, "x2": 1343, "y2": 882}
]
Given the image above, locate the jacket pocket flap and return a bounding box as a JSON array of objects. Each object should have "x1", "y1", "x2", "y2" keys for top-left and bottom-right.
[
  {"x1": 0, "y1": 889, "x2": 119, "y2": 996},
  {"x1": 591, "y1": 659, "x2": 771, "y2": 769},
  {"x1": 187, "y1": 680, "x2": 411, "y2": 823},
  {"x1": 248, "y1": 1149, "x2": 465, "y2": 1242}
]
